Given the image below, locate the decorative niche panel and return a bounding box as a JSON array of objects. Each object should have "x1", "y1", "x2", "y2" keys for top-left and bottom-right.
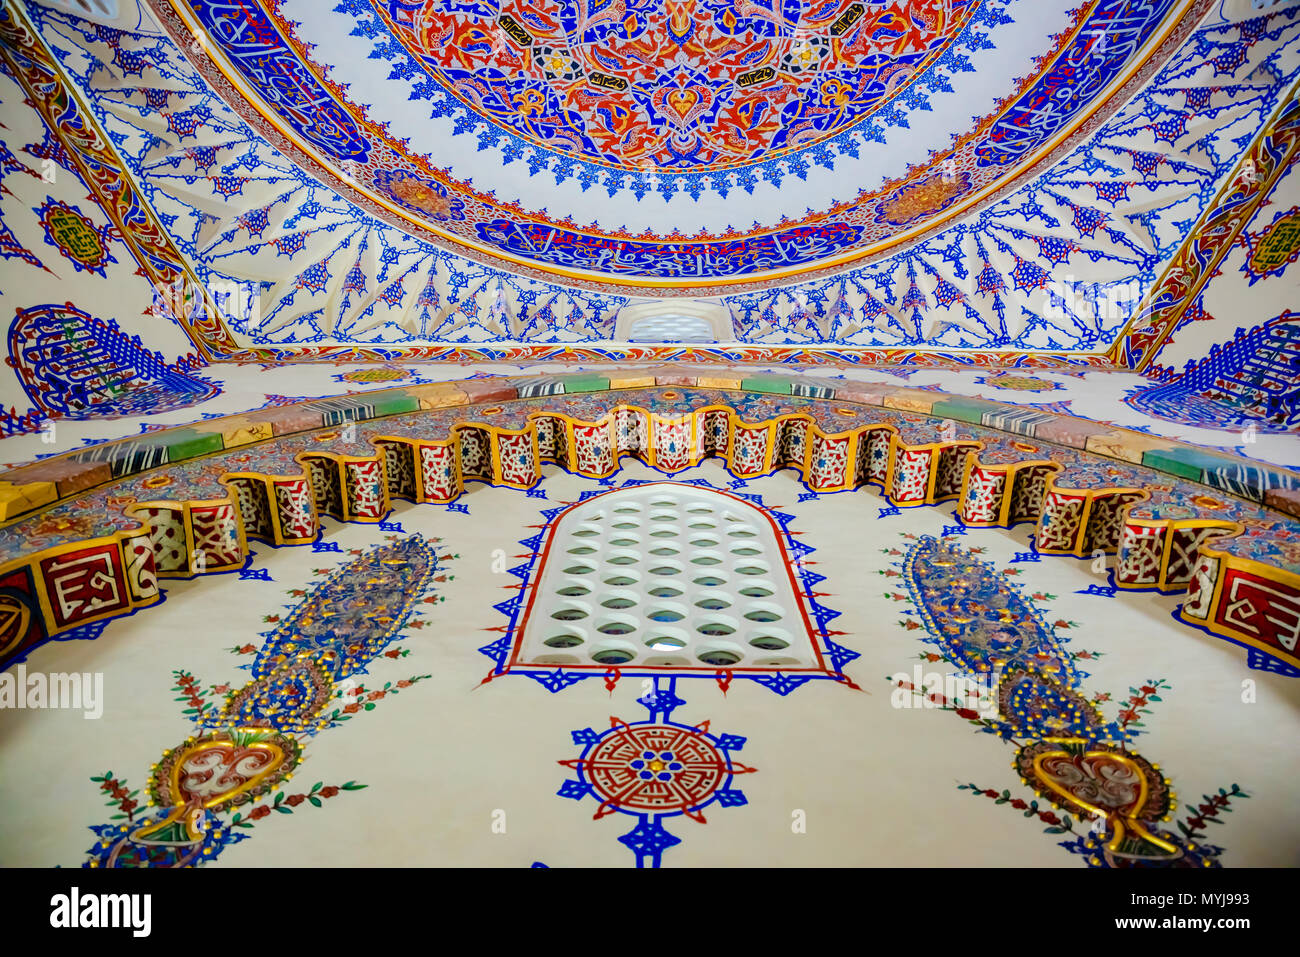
[{"x1": 517, "y1": 484, "x2": 818, "y2": 672}]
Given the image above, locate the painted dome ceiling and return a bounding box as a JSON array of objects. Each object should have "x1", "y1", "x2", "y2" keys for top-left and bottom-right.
[
  {"x1": 18, "y1": 0, "x2": 1300, "y2": 359},
  {"x1": 148, "y1": 0, "x2": 1191, "y2": 292}
]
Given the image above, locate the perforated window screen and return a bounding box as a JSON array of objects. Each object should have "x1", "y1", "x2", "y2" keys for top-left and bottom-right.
[
  {"x1": 625, "y1": 314, "x2": 717, "y2": 343},
  {"x1": 519, "y1": 485, "x2": 817, "y2": 671},
  {"x1": 614, "y1": 300, "x2": 734, "y2": 342}
]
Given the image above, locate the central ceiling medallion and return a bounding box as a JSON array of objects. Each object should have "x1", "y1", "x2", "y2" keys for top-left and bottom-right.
[
  {"x1": 387, "y1": 0, "x2": 973, "y2": 172},
  {"x1": 151, "y1": 0, "x2": 1191, "y2": 292}
]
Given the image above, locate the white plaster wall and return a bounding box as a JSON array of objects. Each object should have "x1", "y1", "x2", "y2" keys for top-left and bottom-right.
[{"x1": 3, "y1": 460, "x2": 1296, "y2": 867}]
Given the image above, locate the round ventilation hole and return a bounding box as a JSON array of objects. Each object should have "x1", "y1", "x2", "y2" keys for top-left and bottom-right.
[
  {"x1": 550, "y1": 607, "x2": 589, "y2": 621},
  {"x1": 696, "y1": 642, "x2": 744, "y2": 667},
  {"x1": 648, "y1": 607, "x2": 685, "y2": 623},
  {"x1": 645, "y1": 636, "x2": 686, "y2": 650},
  {"x1": 690, "y1": 553, "x2": 724, "y2": 566},
  {"x1": 699, "y1": 650, "x2": 741, "y2": 665},
  {"x1": 544, "y1": 634, "x2": 584, "y2": 648},
  {"x1": 596, "y1": 616, "x2": 638, "y2": 636}
]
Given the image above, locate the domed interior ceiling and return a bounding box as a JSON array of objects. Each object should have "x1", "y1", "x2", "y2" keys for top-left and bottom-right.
[
  {"x1": 16, "y1": 0, "x2": 1300, "y2": 359},
  {"x1": 4, "y1": 0, "x2": 1300, "y2": 882},
  {"x1": 150, "y1": 0, "x2": 1192, "y2": 290}
]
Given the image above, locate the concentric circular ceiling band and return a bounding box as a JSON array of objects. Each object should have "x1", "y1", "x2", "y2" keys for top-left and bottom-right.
[{"x1": 149, "y1": 0, "x2": 1200, "y2": 293}]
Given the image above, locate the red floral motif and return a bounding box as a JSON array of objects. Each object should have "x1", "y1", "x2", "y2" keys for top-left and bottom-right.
[
  {"x1": 1115, "y1": 679, "x2": 1170, "y2": 733},
  {"x1": 232, "y1": 781, "x2": 368, "y2": 827},
  {"x1": 92, "y1": 772, "x2": 139, "y2": 820},
  {"x1": 962, "y1": 783, "x2": 1076, "y2": 829}
]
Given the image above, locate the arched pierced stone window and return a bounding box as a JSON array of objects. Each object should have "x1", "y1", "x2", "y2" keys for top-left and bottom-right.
[{"x1": 517, "y1": 484, "x2": 818, "y2": 672}]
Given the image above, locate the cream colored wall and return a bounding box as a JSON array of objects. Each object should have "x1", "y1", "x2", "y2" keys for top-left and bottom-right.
[{"x1": 2, "y1": 459, "x2": 1296, "y2": 867}]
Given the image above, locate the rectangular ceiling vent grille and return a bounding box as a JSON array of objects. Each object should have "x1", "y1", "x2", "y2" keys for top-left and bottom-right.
[
  {"x1": 626, "y1": 315, "x2": 718, "y2": 343},
  {"x1": 614, "y1": 300, "x2": 735, "y2": 344}
]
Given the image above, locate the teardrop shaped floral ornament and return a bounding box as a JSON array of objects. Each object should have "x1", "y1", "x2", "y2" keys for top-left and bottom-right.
[
  {"x1": 1016, "y1": 739, "x2": 1182, "y2": 863},
  {"x1": 902, "y1": 536, "x2": 1073, "y2": 680}
]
